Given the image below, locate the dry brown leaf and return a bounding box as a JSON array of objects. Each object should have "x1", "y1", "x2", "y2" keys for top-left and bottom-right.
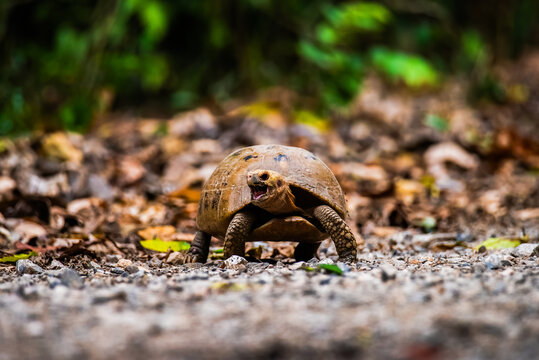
[
  {"x1": 67, "y1": 197, "x2": 106, "y2": 214},
  {"x1": 353, "y1": 76, "x2": 413, "y2": 126},
  {"x1": 161, "y1": 136, "x2": 185, "y2": 157},
  {"x1": 516, "y1": 208, "x2": 539, "y2": 221},
  {"x1": 50, "y1": 237, "x2": 82, "y2": 248},
  {"x1": 117, "y1": 156, "x2": 145, "y2": 186},
  {"x1": 138, "y1": 225, "x2": 176, "y2": 241},
  {"x1": 395, "y1": 179, "x2": 425, "y2": 206},
  {"x1": 479, "y1": 190, "x2": 507, "y2": 217},
  {"x1": 67, "y1": 198, "x2": 107, "y2": 233},
  {"x1": 368, "y1": 226, "x2": 402, "y2": 237},
  {"x1": 9, "y1": 219, "x2": 48, "y2": 243},
  {"x1": 0, "y1": 176, "x2": 16, "y2": 195},
  {"x1": 169, "y1": 187, "x2": 202, "y2": 203},
  {"x1": 138, "y1": 203, "x2": 168, "y2": 225},
  {"x1": 16, "y1": 171, "x2": 70, "y2": 198},
  {"x1": 169, "y1": 107, "x2": 217, "y2": 138},
  {"x1": 335, "y1": 163, "x2": 391, "y2": 196},
  {"x1": 424, "y1": 142, "x2": 478, "y2": 192}
]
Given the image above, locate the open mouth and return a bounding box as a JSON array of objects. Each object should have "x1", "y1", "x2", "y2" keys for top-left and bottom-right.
[{"x1": 250, "y1": 185, "x2": 268, "y2": 200}]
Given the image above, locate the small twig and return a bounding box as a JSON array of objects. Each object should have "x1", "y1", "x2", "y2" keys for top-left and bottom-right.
[{"x1": 92, "y1": 233, "x2": 129, "y2": 255}]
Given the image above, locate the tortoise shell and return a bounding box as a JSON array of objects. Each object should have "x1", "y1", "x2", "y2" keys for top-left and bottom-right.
[{"x1": 196, "y1": 144, "x2": 347, "y2": 242}]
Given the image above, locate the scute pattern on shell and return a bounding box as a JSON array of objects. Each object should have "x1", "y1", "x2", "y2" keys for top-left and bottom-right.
[{"x1": 196, "y1": 144, "x2": 347, "y2": 239}]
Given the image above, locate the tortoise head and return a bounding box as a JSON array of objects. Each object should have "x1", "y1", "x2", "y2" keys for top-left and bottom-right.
[{"x1": 247, "y1": 169, "x2": 290, "y2": 208}]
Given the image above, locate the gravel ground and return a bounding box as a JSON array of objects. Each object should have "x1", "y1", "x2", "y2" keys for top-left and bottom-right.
[{"x1": 1, "y1": 246, "x2": 538, "y2": 360}]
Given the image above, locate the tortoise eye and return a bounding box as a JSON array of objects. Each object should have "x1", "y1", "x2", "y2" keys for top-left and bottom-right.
[{"x1": 259, "y1": 172, "x2": 269, "y2": 181}]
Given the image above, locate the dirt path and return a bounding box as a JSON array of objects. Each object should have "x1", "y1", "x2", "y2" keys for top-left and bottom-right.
[{"x1": 2, "y1": 247, "x2": 537, "y2": 360}]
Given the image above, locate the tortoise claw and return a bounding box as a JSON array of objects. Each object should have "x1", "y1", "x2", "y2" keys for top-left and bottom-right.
[
  {"x1": 338, "y1": 254, "x2": 357, "y2": 264},
  {"x1": 184, "y1": 248, "x2": 205, "y2": 264}
]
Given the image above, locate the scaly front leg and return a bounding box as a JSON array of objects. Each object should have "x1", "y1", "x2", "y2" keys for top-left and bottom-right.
[
  {"x1": 313, "y1": 205, "x2": 357, "y2": 263},
  {"x1": 223, "y1": 211, "x2": 256, "y2": 259}
]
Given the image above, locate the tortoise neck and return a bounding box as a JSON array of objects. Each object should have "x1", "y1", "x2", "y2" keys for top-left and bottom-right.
[{"x1": 255, "y1": 186, "x2": 301, "y2": 214}]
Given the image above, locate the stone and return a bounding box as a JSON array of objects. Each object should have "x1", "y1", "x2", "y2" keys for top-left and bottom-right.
[
  {"x1": 106, "y1": 254, "x2": 121, "y2": 264},
  {"x1": 49, "y1": 260, "x2": 65, "y2": 270},
  {"x1": 472, "y1": 263, "x2": 486, "y2": 273},
  {"x1": 117, "y1": 258, "x2": 133, "y2": 268},
  {"x1": 224, "y1": 255, "x2": 248, "y2": 270},
  {"x1": 380, "y1": 264, "x2": 397, "y2": 282},
  {"x1": 184, "y1": 262, "x2": 203, "y2": 270},
  {"x1": 16, "y1": 259, "x2": 44, "y2": 275},
  {"x1": 166, "y1": 252, "x2": 184, "y2": 265},
  {"x1": 483, "y1": 254, "x2": 503, "y2": 269},
  {"x1": 319, "y1": 258, "x2": 335, "y2": 265},
  {"x1": 336, "y1": 262, "x2": 351, "y2": 273},
  {"x1": 16, "y1": 285, "x2": 39, "y2": 300},
  {"x1": 125, "y1": 265, "x2": 140, "y2": 274},
  {"x1": 59, "y1": 268, "x2": 84, "y2": 289},
  {"x1": 290, "y1": 261, "x2": 307, "y2": 270},
  {"x1": 511, "y1": 243, "x2": 539, "y2": 258}
]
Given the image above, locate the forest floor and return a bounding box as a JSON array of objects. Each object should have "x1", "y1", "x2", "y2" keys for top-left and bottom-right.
[{"x1": 1, "y1": 56, "x2": 539, "y2": 359}]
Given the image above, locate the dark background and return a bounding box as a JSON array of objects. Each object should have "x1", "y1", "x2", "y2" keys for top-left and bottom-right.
[{"x1": 1, "y1": 0, "x2": 538, "y2": 134}]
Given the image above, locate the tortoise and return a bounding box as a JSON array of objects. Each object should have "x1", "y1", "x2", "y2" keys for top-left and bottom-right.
[{"x1": 185, "y1": 144, "x2": 358, "y2": 263}]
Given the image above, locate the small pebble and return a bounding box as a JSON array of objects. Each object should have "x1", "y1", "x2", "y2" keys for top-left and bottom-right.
[
  {"x1": 511, "y1": 243, "x2": 539, "y2": 258},
  {"x1": 290, "y1": 261, "x2": 307, "y2": 270},
  {"x1": 472, "y1": 263, "x2": 486, "y2": 273},
  {"x1": 380, "y1": 264, "x2": 397, "y2": 282},
  {"x1": 16, "y1": 285, "x2": 39, "y2": 300},
  {"x1": 148, "y1": 257, "x2": 163, "y2": 268},
  {"x1": 125, "y1": 265, "x2": 140, "y2": 274},
  {"x1": 184, "y1": 262, "x2": 203, "y2": 269},
  {"x1": 319, "y1": 258, "x2": 334, "y2": 265},
  {"x1": 16, "y1": 260, "x2": 44, "y2": 275},
  {"x1": 484, "y1": 254, "x2": 503, "y2": 269},
  {"x1": 106, "y1": 254, "x2": 121, "y2": 264},
  {"x1": 59, "y1": 268, "x2": 84, "y2": 289},
  {"x1": 166, "y1": 252, "x2": 184, "y2": 265},
  {"x1": 117, "y1": 258, "x2": 133, "y2": 268},
  {"x1": 336, "y1": 262, "x2": 351, "y2": 273},
  {"x1": 49, "y1": 260, "x2": 65, "y2": 270},
  {"x1": 224, "y1": 255, "x2": 248, "y2": 270},
  {"x1": 110, "y1": 267, "x2": 125, "y2": 275}
]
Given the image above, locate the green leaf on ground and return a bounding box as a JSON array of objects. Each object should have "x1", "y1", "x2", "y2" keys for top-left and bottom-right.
[
  {"x1": 212, "y1": 248, "x2": 224, "y2": 254},
  {"x1": 421, "y1": 216, "x2": 437, "y2": 232},
  {"x1": 424, "y1": 114, "x2": 449, "y2": 132},
  {"x1": 294, "y1": 110, "x2": 330, "y2": 131},
  {"x1": 0, "y1": 251, "x2": 38, "y2": 263},
  {"x1": 140, "y1": 239, "x2": 190, "y2": 252},
  {"x1": 474, "y1": 235, "x2": 529, "y2": 251},
  {"x1": 318, "y1": 263, "x2": 343, "y2": 275}
]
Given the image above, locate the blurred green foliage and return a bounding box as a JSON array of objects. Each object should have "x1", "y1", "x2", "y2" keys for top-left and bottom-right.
[
  {"x1": 424, "y1": 114, "x2": 449, "y2": 132},
  {"x1": 1, "y1": 0, "x2": 538, "y2": 134}
]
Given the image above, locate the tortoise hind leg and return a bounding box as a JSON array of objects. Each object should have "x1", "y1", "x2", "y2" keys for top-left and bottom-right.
[
  {"x1": 294, "y1": 242, "x2": 321, "y2": 262},
  {"x1": 185, "y1": 231, "x2": 211, "y2": 263},
  {"x1": 223, "y1": 211, "x2": 256, "y2": 259},
  {"x1": 313, "y1": 205, "x2": 357, "y2": 263}
]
